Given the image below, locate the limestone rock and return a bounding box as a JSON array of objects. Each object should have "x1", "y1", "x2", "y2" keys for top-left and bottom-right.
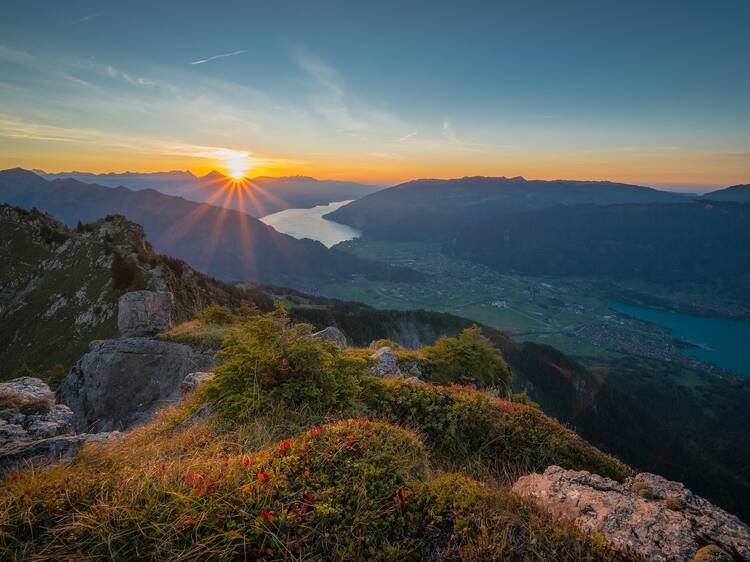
[
  {"x1": 117, "y1": 290, "x2": 174, "y2": 336},
  {"x1": 311, "y1": 326, "x2": 347, "y2": 350},
  {"x1": 369, "y1": 346, "x2": 401, "y2": 377},
  {"x1": 404, "y1": 376, "x2": 426, "y2": 385},
  {"x1": 57, "y1": 338, "x2": 216, "y2": 432},
  {"x1": 0, "y1": 377, "x2": 73, "y2": 446},
  {"x1": 0, "y1": 377, "x2": 55, "y2": 403},
  {"x1": 512, "y1": 465, "x2": 750, "y2": 562},
  {"x1": 181, "y1": 372, "x2": 215, "y2": 395}
]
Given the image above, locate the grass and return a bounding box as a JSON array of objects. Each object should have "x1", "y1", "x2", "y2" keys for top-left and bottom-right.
[
  {"x1": 157, "y1": 319, "x2": 231, "y2": 350},
  {"x1": 0, "y1": 403, "x2": 628, "y2": 561},
  {"x1": 0, "y1": 312, "x2": 635, "y2": 560}
]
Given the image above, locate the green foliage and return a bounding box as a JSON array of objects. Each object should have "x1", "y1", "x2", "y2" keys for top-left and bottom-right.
[
  {"x1": 110, "y1": 251, "x2": 144, "y2": 291},
  {"x1": 198, "y1": 304, "x2": 234, "y2": 326},
  {"x1": 512, "y1": 390, "x2": 541, "y2": 409},
  {"x1": 359, "y1": 377, "x2": 632, "y2": 482},
  {"x1": 204, "y1": 312, "x2": 366, "y2": 420},
  {"x1": 422, "y1": 325, "x2": 512, "y2": 393}
]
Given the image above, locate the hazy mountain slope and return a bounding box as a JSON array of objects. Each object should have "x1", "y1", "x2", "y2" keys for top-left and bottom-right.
[
  {"x1": 0, "y1": 204, "x2": 272, "y2": 379},
  {"x1": 39, "y1": 170, "x2": 382, "y2": 217},
  {"x1": 448, "y1": 201, "x2": 750, "y2": 287},
  {"x1": 326, "y1": 175, "x2": 687, "y2": 240},
  {"x1": 0, "y1": 169, "x2": 418, "y2": 287},
  {"x1": 703, "y1": 183, "x2": 750, "y2": 202}
]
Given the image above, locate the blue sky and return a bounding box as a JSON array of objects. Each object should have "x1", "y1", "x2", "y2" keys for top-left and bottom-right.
[{"x1": 1, "y1": 0, "x2": 748, "y2": 189}]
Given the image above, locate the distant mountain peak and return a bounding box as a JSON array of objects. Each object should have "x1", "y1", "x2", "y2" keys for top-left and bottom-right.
[{"x1": 201, "y1": 170, "x2": 228, "y2": 180}]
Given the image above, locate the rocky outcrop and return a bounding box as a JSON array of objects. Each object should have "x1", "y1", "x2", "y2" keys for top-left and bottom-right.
[
  {"x1": 369, "y1": 346, "x2": 401, "y2": 377},
  {"x1": 311, "y1": 326, "x2": 347, "y2": 350},
  {"x1": 0, "y1": 377, "x2": 73, "y2": 446},
  {"x1": 0, "y1": 431, "x2": 120, "y2": 475},
  {"x1": 0, "y1": 376, "x2": 122, "y2": 474},
  {"x1": 0, "y1": 377, "x2": 55, "y2": 403},
  {"x1": 57, "y1": 338, "x2": 216, "y2": 432},
  {"x1": 180, "y1": 372, "x2": 215, "y2": 396},
  {"x1": 512, "y1": 466, "x2": 750, "y2": 562},
  {"x1": 117, "y1": 290, "x2": 174, "y2": 336}
]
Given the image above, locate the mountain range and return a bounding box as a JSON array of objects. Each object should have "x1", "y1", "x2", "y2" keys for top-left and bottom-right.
[
  {"x1": 326, "y1": 175, "x2": 689, "y2": 240},
  {"x1": 703, "y1": 183, "x2": 750, "y2": 202},
  {"x1": 447, "y1": 200, "x2": 750, "y2": 288},
  {"x1": 37, "y1": 170, "x2": 381, "y2": 217},
  {"x1": 0, "y1": 168, "x2": 418, "y2": 287}
]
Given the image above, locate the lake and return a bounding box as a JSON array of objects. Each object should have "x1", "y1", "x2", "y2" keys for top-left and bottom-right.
[
  {"x1": 608, "y1": 300, "x2": 750, "y2": 377},
  {"x1": 260, "y1": 200, "x2": 361, "y2": 248}
]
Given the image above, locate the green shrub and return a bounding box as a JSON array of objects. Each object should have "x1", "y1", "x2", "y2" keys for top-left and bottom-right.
[
  {"x1": 422, "y1": 325, "x2": 512, "y2": 393},
  {"x1": 198, "y1": 304, "x2": 234, "y2": 326},
  {"x1": 512, "y1": 390, "x2": 541, "y2": 409},
  {"x1": 203, "y1": 312, "x2": 366, "y2": 420},
  {"x1": 360, "y1": 377, "x2": 631, "y2": 482}
]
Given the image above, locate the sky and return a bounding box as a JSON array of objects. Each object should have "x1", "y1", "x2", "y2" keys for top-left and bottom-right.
[{"x1": 0, "y1": 0, "x2": 748, "y2": 191}]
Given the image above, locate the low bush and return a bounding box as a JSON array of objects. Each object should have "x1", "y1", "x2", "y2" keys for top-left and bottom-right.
[
  {"x1": 198, "y1": 304, "x2": 234, "y2": 326},
  {"x1": 360, "y1": 377, "x2": 631, "y2": 482},
  {"x1": 202, "y1": 312, "x2": 366, "y2": 420},
  {"x1": 422, "y1": 325, "x2": 512, "y2": 393}
]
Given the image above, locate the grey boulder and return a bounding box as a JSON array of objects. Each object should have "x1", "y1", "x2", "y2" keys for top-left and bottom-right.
[
  {"x1": 311, "y1": 326, "x2": 347, "y2": 350},
  {"x1": 57, "y1": 338, "x2": 216, "y2": 432},
  {"x1": 369, "y1": 346, "x2": 401, "y2": 377},
  {"x1": 117, "y1": 290, "x2": 174, "y2": 336}
]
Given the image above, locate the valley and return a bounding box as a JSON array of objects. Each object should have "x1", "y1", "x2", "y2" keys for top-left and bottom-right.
[{"x1": 316, "y1": 239, "x2": 745, "y2": 377}]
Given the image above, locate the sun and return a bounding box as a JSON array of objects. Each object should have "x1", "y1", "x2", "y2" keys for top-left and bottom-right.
[{"x1": 225, "y1": 158, "x2": 250, "y2": 180}]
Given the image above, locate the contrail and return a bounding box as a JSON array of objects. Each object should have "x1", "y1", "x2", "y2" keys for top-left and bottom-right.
[{"x1": 190, "y1": 50, "x2": 246, "y2": 65}]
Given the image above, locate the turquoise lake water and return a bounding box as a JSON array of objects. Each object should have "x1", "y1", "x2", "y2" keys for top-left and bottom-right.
[
  {"x1": 608, "y1": 301, "x2": 750, "y2": 377},
  {"x1": 260, "y1": 200, "x2": 361, "y2": 248}
]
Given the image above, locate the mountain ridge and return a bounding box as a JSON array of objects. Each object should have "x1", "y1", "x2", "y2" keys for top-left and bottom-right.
[
  {"x1": 325, "y1": 175, "x2": 689, "y2": 240},
  {"x1": 37, "y1": 169, "x2": 382, "y2": 217},
  {"x1": 0, "y1": 168, "x2": 419, "y2": 287}
]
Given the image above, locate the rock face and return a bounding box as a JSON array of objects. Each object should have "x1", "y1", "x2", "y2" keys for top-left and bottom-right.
[
  {"x1": 369, "y1": 347, "x2": 401, "y2": 377},
  {"x1": 512, "y1": 466, "x2": 750, "y2": 562},
  {"x1": 0, "y1": 377, "x2": 55, "y2": 403},
  {"x1": 57, "y1": 338, "x2": 216, "y2": 432},
  {"x1": 117, "y1": 290, "x2": 174, "y2": 336},
  {"x1": 180, "y1": 372, "x2": 215, "y2": 396},
  {"x1": 311, "y1": 326, "x2": 347, "y2": 350}
]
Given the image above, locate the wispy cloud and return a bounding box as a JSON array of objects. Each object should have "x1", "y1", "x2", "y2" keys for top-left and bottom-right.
[
  {"x1": 442, "y1": 120, "x2": 459, "y2": 143},
  {"x1": 294, "y1": 48, "x2": 411, "y2": 139},
  {"x1": 72, "y1": 14, "x2": 100, "y2": 25},
  {"x1": 190, "y1": 50, "x2": 246, "y2": 65},
  {"x1": 0, "y1": 45, "x2": 34, "y2": 62}
]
